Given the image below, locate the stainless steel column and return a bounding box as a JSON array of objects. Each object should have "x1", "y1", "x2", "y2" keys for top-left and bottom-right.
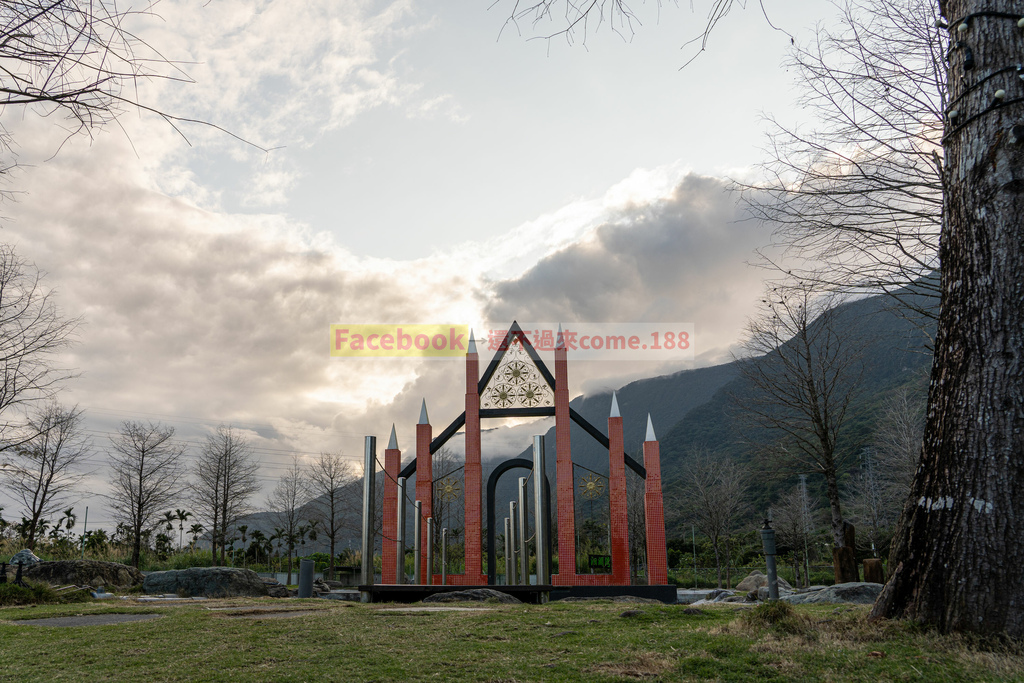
[
  {"x1": 396, "y1": 476, "x2": 406, "y2": 584},
  {"x1": 441, "y1": 528, "x2": 448, "y2": 585},
  {"x1": 426, "y1": 517, "x2": 434, "y2": 586},
  {"x1": 361, "y1": 435, "x2": 377, "y2": 592},
  {"x1": 503, "y1": 517, "x2": 512, "y2": 585},
  {"x1": 414, "y1": 501, "x2": 422, "y2": 585},
  {"x1": 508, "y1": 500, "x2": 518, "y2": 584},
  {"x1": 518, "y1": 476, "x2": 529, "y2": 584},
  {"x1": 532, "y1": 436, "x2": 549, "y2": 585}
]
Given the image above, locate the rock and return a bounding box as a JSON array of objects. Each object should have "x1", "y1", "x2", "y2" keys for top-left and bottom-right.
[
  {"x1": 422, "y1": 588, "x2": 521, "y2": 604},
  {"x1": 756, "y1": 585, "x2": 796, "y2": 601},
  {"x1": 706, "y1": 588, "x2": 733, "y2": 602},
  {"x1": 25, "y1": 560, "x2": 143, "y2": 588},
  {"x1": 560, "y1": 595, "x2": 662, "y2": 604},
  {"x1": 261, "y1": 578, "x2": 289, "y2": 598},
  {"x1": 143, "y1": 567, "x2": 269, "y2": 598},
  {"x1": 781, "y1": 582, "x2": 883, "y2": 605},
  {"x1": 312, "y1": 578, "x2": 331, "y2": 594},
  {"x1": 9, "y1": 549, "x2": 41, "y2": 567},
  {"x1": 735, "y1": 570, "x2": 793, "y2": 593}
]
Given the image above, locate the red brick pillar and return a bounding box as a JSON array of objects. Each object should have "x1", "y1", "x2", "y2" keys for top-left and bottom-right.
[
  {"x1": 464, "y1": 335, "x2": 484, "y2": 582},
  {"x1": 643, "y1": 415, "x2": 668, "y2": 585},
  {"x1": 382, "y1": 430, "x2": 400, "y2": 584},
  {"x1": 416, "y1": 401, "x2": 432, "y2": 584},
  {"x1": 554, "y1": 328, "x2": 577, "y2": 585},
  {"x1": 608, "y1": 394, "x2": 630, "y2": 585}
]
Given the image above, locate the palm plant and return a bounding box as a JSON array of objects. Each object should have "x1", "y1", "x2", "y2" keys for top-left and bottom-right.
[
  {"x1": 188, "y1": 523, "x2": 205, "y2": 551},
  {"x1": 174, "y1": 509, "x2": 192, "y2": 550},
  {"x1": 237, "y1": 525, "x2": 249, "y2": 568},
  {"x1": 250, "y1": 529, "x2": 267, "y2": 566}
]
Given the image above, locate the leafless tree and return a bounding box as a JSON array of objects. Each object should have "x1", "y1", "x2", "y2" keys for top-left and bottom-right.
[
  {"x1": 739, "y1": 285, "x2": 864, "y2": 551},
  {"x1": 0, "y1": 1, "x2": 259, "y2": 178},
  {"x1": 772, "y1": 479, "x2": 822, "y2": 588},
  {"x1": 677, "y1": 448, "x2": 748, "y2": 588},
  {"x1": 267, "y1": 456, "x2": 310, "y2": 585},
  {"x1": 736, "y1": 0, "x2": 946, "y2": 327},
  {"x1": 1, "y1": 403, "x2": 89, "y2": 549},
  {"x1": 0, "y1": 246, "x2": 79, "y2": 455},
  {"x1": 191, "y1": 426, "x2": 262, "y2": 565},
  {"x1": 307, "y1": 451, "x2": 358, "y2": 579},
  {"x1": 873, "y1": 383, "x2": 926, "y2": 496},
  {"x1": 107, "y1": 421, "x2": 187, "y2": 568}
]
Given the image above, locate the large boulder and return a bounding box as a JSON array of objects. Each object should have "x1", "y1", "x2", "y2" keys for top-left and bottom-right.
[
  {"x1": 422, "y1": 588, "x2": 521, "y2": 604},
  {"x1": 781, "y1": 582, "x2": 884, "y2": 605},
  {"x1": 143, "y1": 567, "x2": 269, "y2": 598},
  {"x1": 735, "y1": 570, "x2": 793, "y2": 593},
  {"x1": 26, "y1": 560, "x2": 143, "y2": 588},
  {"x1": 9, "y1": 549, "x2": 41, "y2": 567}
]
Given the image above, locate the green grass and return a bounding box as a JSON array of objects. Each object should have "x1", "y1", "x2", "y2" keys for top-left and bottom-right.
[{"x1": 0, "y1": 599, "x2": 1021, "y2": 681}]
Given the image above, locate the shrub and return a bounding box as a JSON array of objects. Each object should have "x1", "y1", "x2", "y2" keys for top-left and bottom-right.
[{"x1": 0, "y1": 581, "x2": 93, "y2": 606}]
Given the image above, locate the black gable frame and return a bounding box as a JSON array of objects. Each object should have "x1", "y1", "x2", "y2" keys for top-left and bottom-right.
[{"x1": 477, "y1": 321, "x2": 557, "y2": 393}]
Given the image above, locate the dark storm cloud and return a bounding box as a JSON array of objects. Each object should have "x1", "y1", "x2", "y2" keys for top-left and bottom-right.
[{"x1": 483, "y1": 173, "x2": 773, "y2": 363}]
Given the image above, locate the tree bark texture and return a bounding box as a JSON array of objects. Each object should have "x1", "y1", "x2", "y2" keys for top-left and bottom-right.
[{"x1": 871, "y1": 0, "x2": 1024, "y2": 635}]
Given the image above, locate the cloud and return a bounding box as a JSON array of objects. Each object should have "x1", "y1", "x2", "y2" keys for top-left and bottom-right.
[{"x1": 482, "y1": 173, "x2": 773, "y2": 365}]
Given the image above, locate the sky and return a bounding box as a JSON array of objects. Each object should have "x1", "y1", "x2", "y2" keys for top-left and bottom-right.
[{"x1": 0, "y1": 0, "x2": 834, "y2": 531}]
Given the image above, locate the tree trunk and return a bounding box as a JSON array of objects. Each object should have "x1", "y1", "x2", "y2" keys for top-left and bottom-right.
[
  {"x1": 713, "y1": 538, "x2": 722, "y2": 589},
  {"x1": 871, "y1": 0, "x2": 1024, "y2": 636},
  {"x1": 824, "y1": 469, "x2": 845, "y2": 547}
]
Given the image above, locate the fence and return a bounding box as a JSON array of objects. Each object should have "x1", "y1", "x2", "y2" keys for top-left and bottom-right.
[{"x1": 668, "y1": 564, "x2": 877, "y2": 589}]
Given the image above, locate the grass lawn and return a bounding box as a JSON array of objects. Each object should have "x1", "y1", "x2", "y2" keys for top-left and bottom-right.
[{"x1": 1, "y1": 598, "x2": 1021, "y2": 682}]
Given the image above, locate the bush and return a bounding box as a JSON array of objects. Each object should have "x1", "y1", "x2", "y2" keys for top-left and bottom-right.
[
  {"x1": 0, "y1": 581, "x2": 93, "y2": 606},
  {"x1": 741, "y1": 600, "x2": 809, "y2": 636}
]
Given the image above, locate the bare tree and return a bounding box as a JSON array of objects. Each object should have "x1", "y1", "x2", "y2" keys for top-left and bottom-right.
[
  {"x1": 772, "y1": 479, "x2": 822, "y2": 588},
  {"x1": 873, "y1": 384, "x2": 926, "y2": 496},
  {"x1": 736, "y1": 0, "x2": 945, "y2": 325},
  {"x1": 107, "y1": 421, "x2": 187, "y2": 568},
  {"x1": 739, "y1": 286, "x2": 864, "y2": 557},
  {"x1": 0, "y1": 246, "x2": 79, "y2": 454},
  {"x1": 2, "y1": 403, "x2": 89, "y2": 549},
  {"x1": 191, "y1": 426, "x2": 261, "y2": 565},
  {"x1": 267, "y1": 456, "x2": 310, "y2": 585},
  {"x1": 678, "y1": 449, "x2": 748, "y2": 588},
  {"x1": 0, "y1": 1, "x2": 262, "y2": 177},
  {"x1": 307, "y1": 451, "x2": 358, "y2": 579}
]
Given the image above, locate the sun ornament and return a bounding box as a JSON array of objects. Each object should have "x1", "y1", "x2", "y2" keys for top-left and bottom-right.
[
  {"x1": 578, "y1": 473, "x2": 605, "y2": 500},
  {"x1": 437, "y1": 476, "x2": 462, "y2": 503}
]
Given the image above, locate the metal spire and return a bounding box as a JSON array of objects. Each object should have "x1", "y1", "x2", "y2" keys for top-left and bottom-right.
[
  {"x1": 419, "y1": 399, "x2": 429, "y2": 425},
  {"x1": 388, "y1": 424, "x2": 398, "y2": 450},
  {"x1": 610, "y1": 391, "x2": 620, "y2": 418},
  {"x1": 645, "y1": 413, "x2": 656, "y2": 442}
]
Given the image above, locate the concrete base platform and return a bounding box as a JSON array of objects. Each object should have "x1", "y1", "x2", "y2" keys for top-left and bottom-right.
[{"x1": 358, "y1": 584, "x2": 677, "y2": 605}]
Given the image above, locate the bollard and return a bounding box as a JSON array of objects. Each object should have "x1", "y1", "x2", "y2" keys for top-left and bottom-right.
[
  {"x1": 414, "y1": 501, "x2": 422, "y2": 584},
  {"x1": 298, "y1": 558, "x2": 315, "y2": 598},
  {"x1": 760, "y1": 518, "x2": 779, "y2": 601}
]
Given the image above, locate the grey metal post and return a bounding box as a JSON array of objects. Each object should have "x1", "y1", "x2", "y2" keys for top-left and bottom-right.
[
  {"x1": 441, "y1": 528, "x2": 448, "y2": 585},
  {"x1": 518, "y1": 476, "x2": 529, "y2": 584},
  {"x1": 80, "y1": 506, "x2": 88, "y2": 560},
  {"x1": 298, "y1": 558, "x2": 315, "y2": 598},
  {"x1": 396, "y1": 476, "x2": 406, "y2": 584},
  {"x1": 760, "y1": 517, "x2": 779, "y2": 601},
  {"x1": 414, "y1": 501, "x2": 422, "y2": 585},
  {"x1": 508, "y1": 500, "x2": 518, "y2": 584},
  {"x1": 361, "y1": 436, "x2": 377, "y2": 591},
  {"x1": 532, "y1": 436, "x2": 549, "y2": 585},
  {"x1": 426, "y1": 517, "x2": 434, "y2": 586},
  {"x1": 504, "y1": 517, "x2": 512, "y2": 585}
]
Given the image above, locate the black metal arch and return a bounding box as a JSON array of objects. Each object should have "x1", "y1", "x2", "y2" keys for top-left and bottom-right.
[{"x1": 486, "y1": 457, "x2": 552, "y2": 586}]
